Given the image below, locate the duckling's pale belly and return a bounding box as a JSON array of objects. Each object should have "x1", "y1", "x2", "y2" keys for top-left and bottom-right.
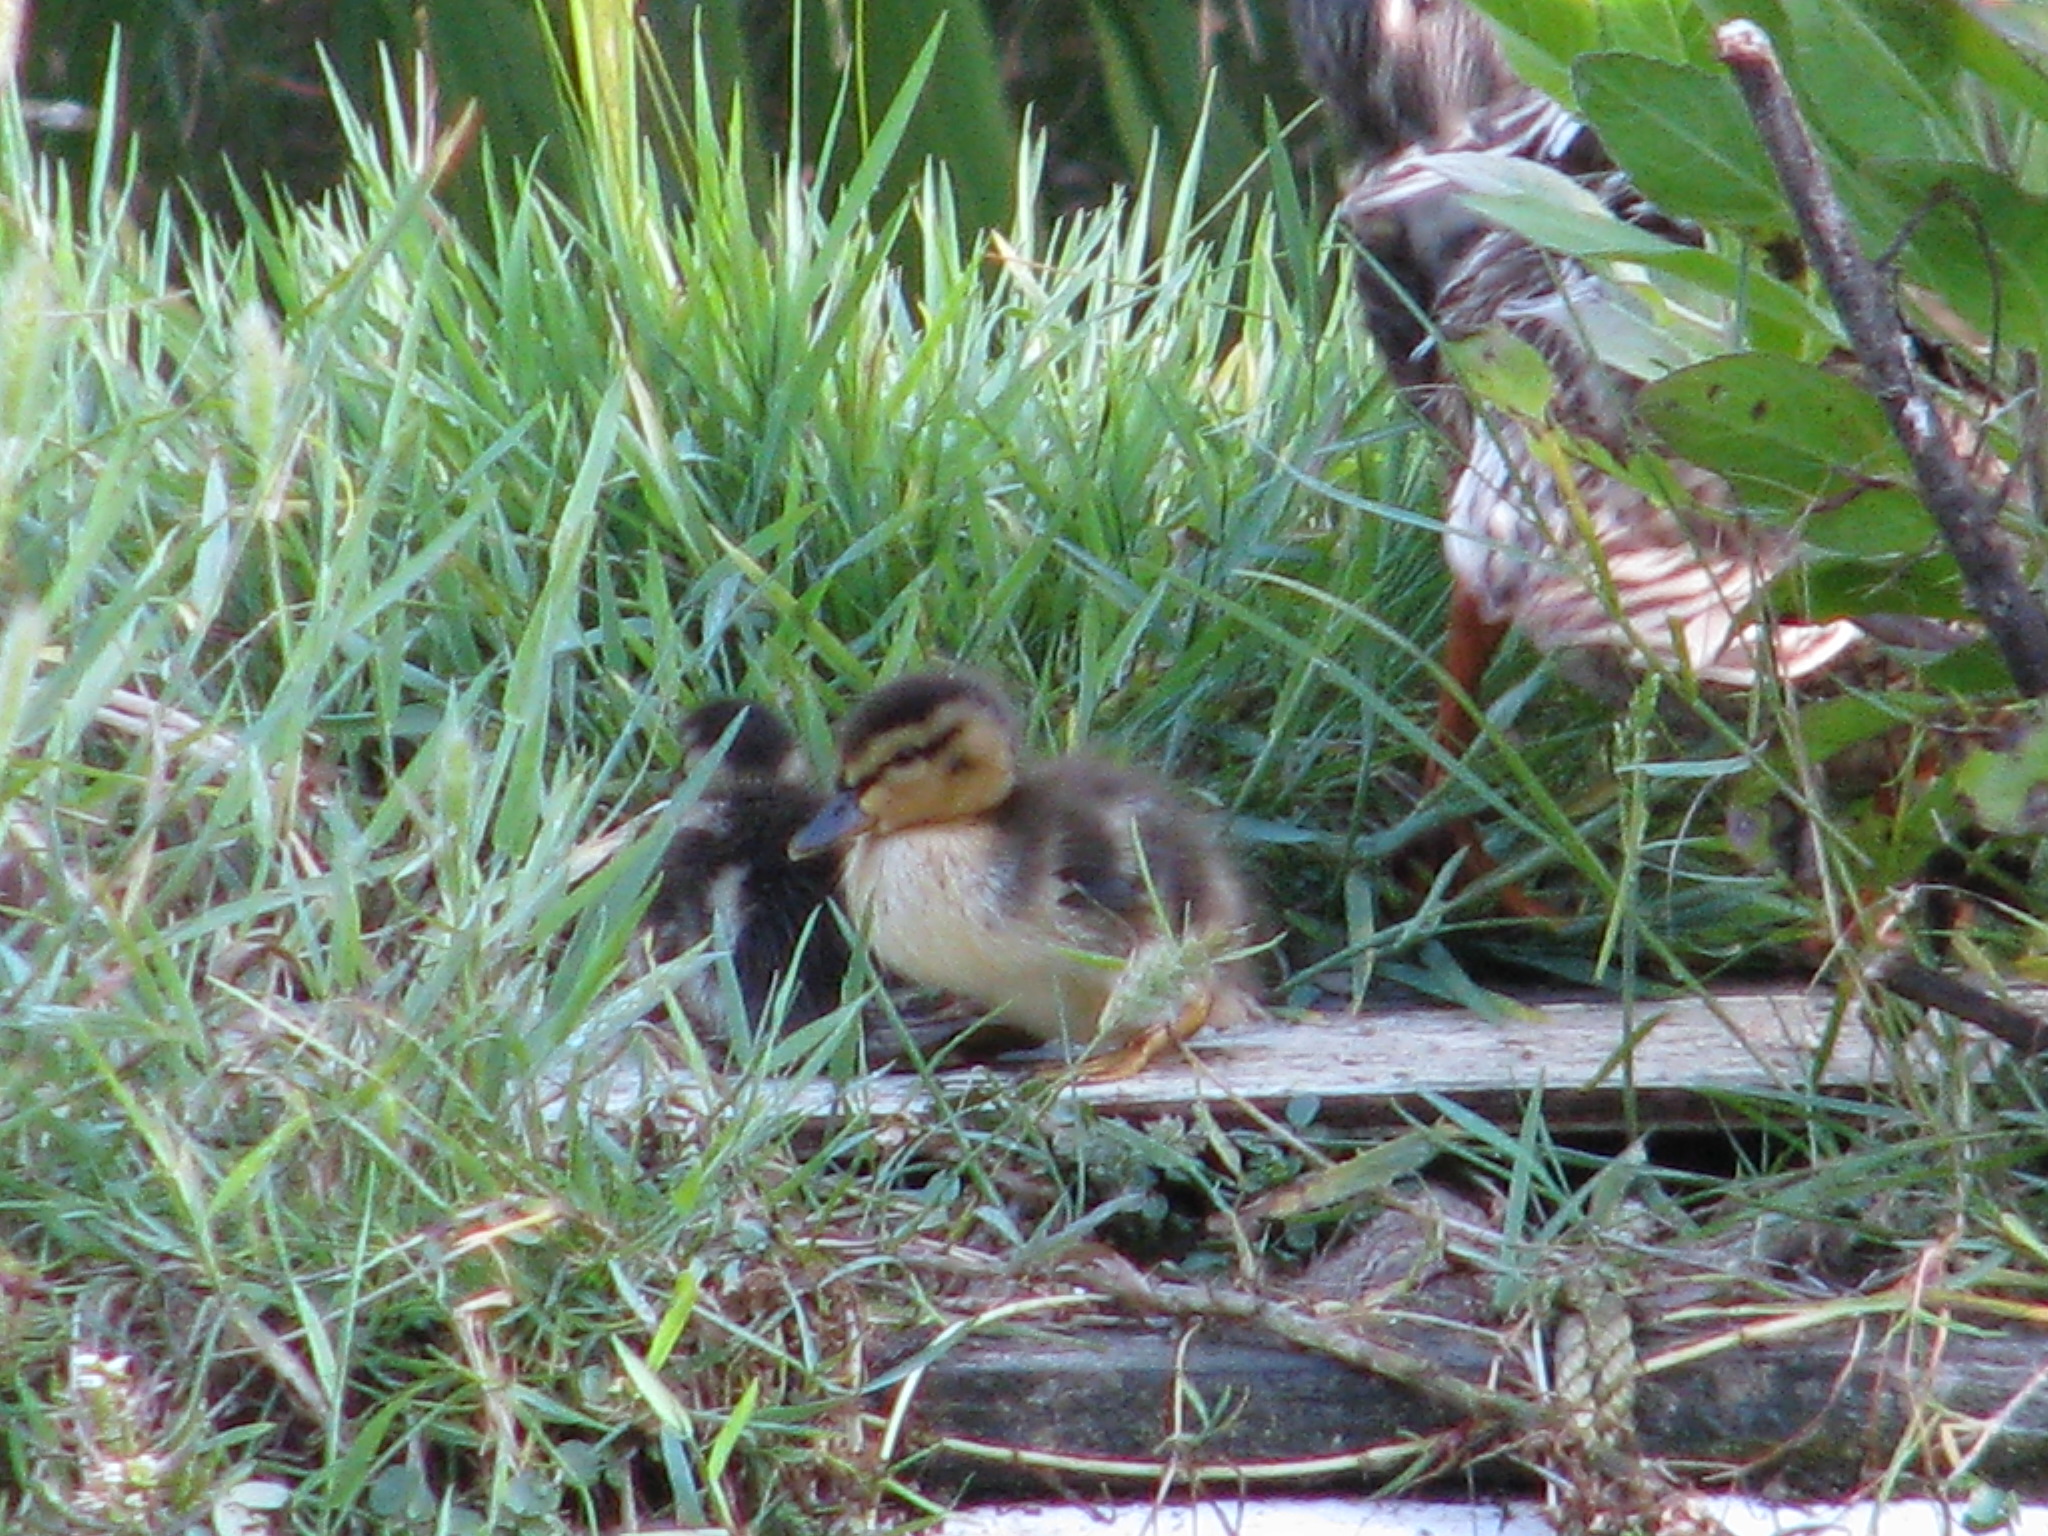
[{"x1": 842, "y1": 825, "x2": 1115, "y2": 1044}]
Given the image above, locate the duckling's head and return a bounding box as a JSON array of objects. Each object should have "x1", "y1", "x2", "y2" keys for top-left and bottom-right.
[
  {"x1": 790, "y1": 672, "x2": 1020, "y2": 854},
  {"x1": 679, "y1": 699, "x2": 812, "y2": 789}
]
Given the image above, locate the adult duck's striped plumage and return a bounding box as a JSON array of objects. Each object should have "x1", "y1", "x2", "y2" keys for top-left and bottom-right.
[{"x1": 1291, "y1": 0, "x2": 1871, "y2": 740}]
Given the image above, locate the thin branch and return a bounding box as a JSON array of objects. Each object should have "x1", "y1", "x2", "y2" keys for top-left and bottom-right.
[
  {"x1": 1716, "y1": 19, "x2": 2048, "y2": 697},
  {"x1": 1081, "y1": 1254, "x2": 1532, "y2": 1431},
  {"x1": 1869, "y1": 953, "x2": 2048, "y2": 1058}
]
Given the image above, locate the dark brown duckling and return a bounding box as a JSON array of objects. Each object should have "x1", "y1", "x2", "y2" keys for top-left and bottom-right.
[{"x1": 644, "y1": 700, "x2": 849, "y2": 1047}]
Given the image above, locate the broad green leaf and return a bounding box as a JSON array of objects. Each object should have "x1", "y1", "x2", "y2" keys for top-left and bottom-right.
[
  {"x1": 1592, "y1": 0, "x2": 1705, "y2": 65},
  {"x1": 1691, "y1": 0, "x2": 1791, "y2": 39},
  {"x1": 1792, "y1": 693, "x2": 1941, "y2": 764},
  {"x1": 1637, "y1": 353, "x2": 1896, "y2": 509},
  {"x1": 1083, "y1": 0, "x2": 1262, "y2": 213},
  {"x1": 1574, "y1": 53, "x2": 1786, "y2": 227},
  {"x1": 1577, "y1": 292, "x2": 1699, "y2": 380},
  {"x1": 1956, "y1": 715, "x2": 2048, "y2": 834},
  {"x1": 853, "y1": 0, "x2": 1017, "y2": 241},
  {"x1": 1782, "y1": 0, "x2": 1966, "y2": 160},
  {"x1": 1445, "y1": 330, "x2": 1556, "y2": 418},
  {"x1": 792, "y1": 0, "x2": 1016, "y2": 247},
  {"x1": 1807, "y1": 551, "x2": 1971, "y2": 620},
  {"x1": 1880, "y1": 161, "x2": 2048, "y2": 345},
  {"x1": 1428, "y1": 151, "x2": 1679, "y2": 259},
  {"x1": 1467, "y1": 0, "x2": 1601, "y2": 99},
  {"x1": 1804, "y1": 486, "x2": 1939, "y2": 558},
  {"x1": 1923, "y1": 639, "x2": 2013, "y2": 695},
  {"x1": 422, "y1": 0, "x2": 571, "y2": 184},
  {"x1": 1621, "y1": 244, "x2": 1842, "y2": 348},
  {"x1": 1955, "y1": 0, "x2": 2048, "y2": 123}
]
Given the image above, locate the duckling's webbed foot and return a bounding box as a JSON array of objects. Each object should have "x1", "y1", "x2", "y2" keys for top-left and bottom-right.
[{"x1": 1066, "y1": 989, "x2": 1216, "y2": 1084}]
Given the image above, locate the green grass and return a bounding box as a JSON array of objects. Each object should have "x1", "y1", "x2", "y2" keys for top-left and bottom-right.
[{"x1": 3, "y1": 24, "x2": 2047, "y2": 1535}]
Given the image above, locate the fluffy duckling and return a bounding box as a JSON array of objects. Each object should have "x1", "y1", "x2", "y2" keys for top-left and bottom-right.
[
  {"x1": 644, "y1": 700, "x2": 850, "y2": 1048},
  {"x1": 789, "y1": 672, "x2": 1259, "y2": 1079}
]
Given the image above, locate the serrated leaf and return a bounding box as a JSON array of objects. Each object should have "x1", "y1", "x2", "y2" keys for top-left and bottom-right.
[
  {"x1": 1575, "y1": 53, "x2": 1785, "y2": 227},
  {"x1": 1638, "y1": 354, "x2": 1896, "y2": 509}
]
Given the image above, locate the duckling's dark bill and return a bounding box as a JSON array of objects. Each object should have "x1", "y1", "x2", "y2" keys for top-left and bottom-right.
[{"x1": 790, "y1": 790, "x2": 873, "y2": 858}]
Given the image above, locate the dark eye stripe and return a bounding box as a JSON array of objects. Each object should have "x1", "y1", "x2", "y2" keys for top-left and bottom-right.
[{"x1": 851, "y1": 723, "x2": 961, "y2": 793}]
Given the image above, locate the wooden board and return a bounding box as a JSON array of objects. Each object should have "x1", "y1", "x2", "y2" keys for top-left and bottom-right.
[
  {"x1": 1055, "y1": 988, "x2": 1945, "y2": 1128},
  {"x1": 566, "y1": 985, "x2": 2018, "y2": 1133},
  {"x1": 899, "y1": 1317, "x2": 2048, "y2": 1498}
]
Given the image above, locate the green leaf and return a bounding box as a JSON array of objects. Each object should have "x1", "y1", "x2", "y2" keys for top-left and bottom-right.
[
  {"x1": 1445, "y1": 330, "x2": 1556, "y2": 418},
  {"x1": 1467, "y1": 0, "x2": 1601, "y2": 99},
  {"x1": 1593, "y1": 0, "x2": 1709, "y2": 65},
  {"x1": 703, "y1": 1377, "x2": 761, "y2": 1486},
  {"x1": 1956, "y1": 715, "x2": 2048, "y2": 834},
  {"x1": 1781, "y1": 0, "x2": 1966, "y2": 160},
  {"x1": 612, "y1": 1339, "x2": 693, "y2": 1433},
  {"x1": 851, "y1": 0, "x2": 1018, "y2": 241},
  {"x1": 1805, "y1": 486, "x2": 1938, "y2": 558},
  {"x1": 1954, "y1": 0, "x2": 2048, "y2": 121},
  {"x1": 0, "y1": 602, "x2": 45, "y2": 763},
  {"x1": 1574, "y1": 53, "x2": 1786, "y2": 227},
  {"x1": 1922, "y1": 638, "x2": 2012, "y2": 695},
  {"x1": 422, "y1": 0, "x2": 572, "y2": 183},
  {"x1": 647, "y1": 1266, "x2": 702, "y2": 1373},
  {"x1": 1807, "y1": 552, "x2": 1971, "y2": 620},
  {"x1": 1794, "y1": 693, "x2": 1934, "y2": 763},
  {"x1": 1637, "y1": 354, "x2": 1897, "y2": 509},
  {"x1": 1428, "y1": 151, "x2": 1679, "y2": 259},
  {"x1": 1880, "y1": 161, "x2": 2048, "y2": 344},
  {"x1": 1239, "y1": 1130, "x2": 1444, "y2": 1222}
]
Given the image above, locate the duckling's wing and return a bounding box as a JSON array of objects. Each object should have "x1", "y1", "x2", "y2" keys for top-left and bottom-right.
[
  {"x1": 1007, "y1": 765, "x2": 1219, "y2": 935},
  {"x1": 1051, "y1": 836, "x2": 1147, "y2": 920},
  {"x1": 991, "y1": 770, "x2": 1136, "y2": 935}
]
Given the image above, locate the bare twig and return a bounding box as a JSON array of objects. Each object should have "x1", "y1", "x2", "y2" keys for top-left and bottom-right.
[
  {"x1": 1869, "y1": 953, "x2": 2048, "y2": 1058},
  {"x1": 1717, "y1": 19, "x2": 2048, "y2": 697},
  {"x1": 1081, "y1": 1254, "x2": 1533, "y2": 1431}
]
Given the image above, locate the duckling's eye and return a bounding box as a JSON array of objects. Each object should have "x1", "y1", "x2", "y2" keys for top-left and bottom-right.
[{"x1": 887, "y1": 745, "x2": 923, "y2": 770}]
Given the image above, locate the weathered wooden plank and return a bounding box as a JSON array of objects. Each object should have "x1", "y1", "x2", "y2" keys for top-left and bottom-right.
[
  {"x1": 896, "y1": 1318, "x2": 2048, "y2": 1498},
  {"x1": 1053, "y1": 988, "x2": 1930, "y2": 1128},
  {"x1": 568, "y1": 984, "x2": 2019, "y2": 1133}
]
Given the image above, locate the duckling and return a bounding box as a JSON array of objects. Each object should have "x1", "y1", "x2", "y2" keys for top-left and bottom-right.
[
  {"x1": 644, "y1": 700, "x2": 850, "y2": 1050},
  {"x1": 788, "y1": 672, "x2": 1260, "y2": 1080}
]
